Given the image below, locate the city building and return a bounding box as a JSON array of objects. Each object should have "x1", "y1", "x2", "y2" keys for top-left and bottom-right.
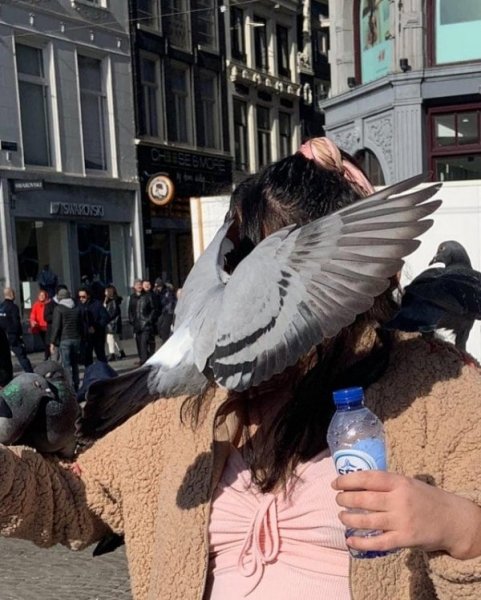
[
  {"x1": 321, "y1": 0, "x2": 481, "y2": 184},
  {"x1": 0, "y1": 0, "x2": 142, "y2": 306},
  {"x1": 224, "y1": 0, "x2": 302, "y2": 182},
  {"x1": 129, "y1": 0, "x2": 233, "y2": 286}
]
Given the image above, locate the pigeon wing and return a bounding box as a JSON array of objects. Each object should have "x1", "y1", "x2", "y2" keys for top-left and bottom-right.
[
  {"x1": 211, "y1": 175, "x2": 442, "y2": 391},
  {"x1": 80, "y1": 219, "x2": 233, "y2": 440}
]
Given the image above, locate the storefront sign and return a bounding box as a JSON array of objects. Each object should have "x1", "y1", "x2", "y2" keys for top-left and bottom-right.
[
  {"x1": 138, "y1": 144, "x2": 233, "y2": 197},
  {"x1": 13, "y1": 180, "x2": 44, "y2": 192},
  {"x1": 147, "y1": 174, "x2": 175, "y2": 206},
  {"x1": 50, "y1": 202, "x2": 104, "y2": 218}
]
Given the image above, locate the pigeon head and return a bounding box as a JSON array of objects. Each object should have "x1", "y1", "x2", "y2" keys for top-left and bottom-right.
[
  {"x1": 35, "y1": 360, "x2": 69, "y2": 382},
  {"x1": 0, "y1": 373, "x2": 55, "y2": 445},
  {"x1": 429, "y1": 241, "x2": 472, "y2": 268}
]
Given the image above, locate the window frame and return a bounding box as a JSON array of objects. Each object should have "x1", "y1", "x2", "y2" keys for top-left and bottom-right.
[
  {"x1": 278, "y1": 111, "x2": 292, "y2": 159},
  {"x1": 16, "y1": 42, "x2": 53, "y2": 168},
  {"x1": 139, "y1": 52, "x2": 164, "y2": 139},
  {"x1": 276, "y1": 24, "x2": 290, "y2": 78},
  {"x1": 233, "y1": 97, "x2": 249, "y2": 171},
  {"x1": 230, "y1": 5, "x2": 246, "y2": 62},
  {"x1": 166, "y1": 60, "x2": 193, "y2": 145},
  {"x1": 137, "y1": 0, "x2": 161, "y2": 31},
  {"x1": 162, "y1": 0, "x2": 192, "y2": 51},
  {"x1": 197, "y1": 68, "x2": 221, "y2": 149},
  {"x1": 256, "y1": 104, "x2": 271, "y2": 168},
  {"x1": 253, "y1": 16, "x2": 268, "y2": 72},
  {"x1": 428, "y1": 104, "x2": 481, "y2": 180},
  {"x1": 195, "y1": 0, "x2": 218, "y2": 52},
  {"x1": 77, "y1": 53, "x2": 109, "y2": 173}
]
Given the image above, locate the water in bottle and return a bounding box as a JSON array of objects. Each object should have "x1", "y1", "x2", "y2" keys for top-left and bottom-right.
[{"x1": 327, "y1": 386, "x2": 391, "y2": 559}]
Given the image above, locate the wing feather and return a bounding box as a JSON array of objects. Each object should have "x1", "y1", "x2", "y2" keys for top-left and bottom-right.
[{"x1": 211, "y1": 177, "x2": 442, "y2": 391}]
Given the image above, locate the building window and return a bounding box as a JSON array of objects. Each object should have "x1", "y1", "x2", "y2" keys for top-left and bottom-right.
[
  {"x1": 231, "y1": 6, "x2": 245, "y2": 61},
  {"x1": 433, "y1": 0, "x2": 481, "y2": 65},
  {"x1": 353, "y1": 148, "x2": 385, "y2": 186},
  {"x1": 78, "y1": 55, "x2": 107, "y2": 171},
  {"x1": 195, "y1": 0, "x2": 217, "y2": 50},
  {"x1": 429, "y1": 107, "x2": 481, "y2": 180},
  {"x1": 137, "y1": 0, "x2": 160, "y2": 29},
  {"x1": 165, "y1": 62, "x2": 192, "y2": 144},
  {"x1": 279, "y1": 112, "x2": 291, "y2": 158},
  {"x1": 16, "y1": 44, "x2": 51, "y2": 167},
  {"x1": 140, "y1": 56, "x2": 161, "y2": 137},
  {"x1": 163, "y1": 0, "x2": 190, "y2": 50},
  {"x1": 276, "y1": 25, "x2": 290, "y2": 78},
  {"x1": 233, "y1": 98, "x2": 248, "y2": 171},
  {"x1": 253, "y1": 16, "x2": 268, "y2": 71},
  {"x1": 257, "y1": 105, "x2": 271, "y2": 167},
  {"x1": 197, "y1": 70, "x2": 220, "y2": 149}
]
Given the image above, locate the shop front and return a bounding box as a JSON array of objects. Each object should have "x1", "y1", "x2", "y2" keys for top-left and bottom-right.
[
  {"x1": 137, "y1": 143, "x2": 233, "y2": 287},
  {"x1": 0, "y1": 176, "x2": 141, "y2": 310}
]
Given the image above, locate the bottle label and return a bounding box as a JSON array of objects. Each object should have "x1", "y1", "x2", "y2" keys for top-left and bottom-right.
[{"x1": 333, "y1": 449, "x2": 382, "y2": 475}]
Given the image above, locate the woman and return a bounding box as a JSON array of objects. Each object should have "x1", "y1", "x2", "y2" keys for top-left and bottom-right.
[
  {"x1": 0, "y1": 139, "x2": 479, "y2": 600},
  {"x1": 29, "y1": 289, "x2": 50, "y2": 359},
  {"x1": 103, "y1": 285, "x2": 125, "y2": 361}
]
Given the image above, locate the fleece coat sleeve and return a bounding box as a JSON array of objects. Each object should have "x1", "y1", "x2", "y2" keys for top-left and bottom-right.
[
  {"x1": 0, "y1": 433, "x2": 122, "y2": 550},
  {"x1": 422, "y1": 347, "x2": 481, "y2": 597}
]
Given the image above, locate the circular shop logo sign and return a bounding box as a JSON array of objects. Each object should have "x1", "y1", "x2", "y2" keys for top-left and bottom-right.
[{"x1": 147, "y1": 174, "x2": 175, "y2": 206}]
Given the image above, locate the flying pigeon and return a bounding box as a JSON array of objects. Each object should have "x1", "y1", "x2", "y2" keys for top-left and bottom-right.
[
  {"x1": 386, "y1": 240, "x2": 481, "y2": 349},
  {"x1": 0, "y1": 373, "x2": 55, "y2": 445},
  {"x1": 80, "y1": 174, "x2": 442, "y2": 440}
]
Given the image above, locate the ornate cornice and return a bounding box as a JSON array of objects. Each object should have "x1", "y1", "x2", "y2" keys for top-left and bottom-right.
[{"x1": 228, "y1": 62, "x2": 301, "y2": 98}]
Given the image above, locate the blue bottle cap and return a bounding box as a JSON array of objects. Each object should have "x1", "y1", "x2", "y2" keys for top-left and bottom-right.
[{"x1": 332, "y1": 387, "x2": 364, "y2": 407}]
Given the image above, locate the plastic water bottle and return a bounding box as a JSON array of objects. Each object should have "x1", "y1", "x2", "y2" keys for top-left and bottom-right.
[{"x1": 327, "y1": 386, "x2": 390, "y2": 559}]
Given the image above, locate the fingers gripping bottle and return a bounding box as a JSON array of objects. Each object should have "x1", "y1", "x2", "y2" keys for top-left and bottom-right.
[{"x1": 327, "y1": 386, "x2": 390, "y2": 559}]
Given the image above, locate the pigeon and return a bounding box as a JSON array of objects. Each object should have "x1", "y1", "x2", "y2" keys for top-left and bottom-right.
[
  {"x1": 80, "y1": 174, "x2": 442, "y2": 440},
  {"x1": 0, "y1": 373, "x2": 55, "y2": 445},
  {"x1": 25, "y1": 360, "x2": 80, "y2": 457},
  {"x1": 385, "y1": 240, "x2": 481, "y2": 350}
]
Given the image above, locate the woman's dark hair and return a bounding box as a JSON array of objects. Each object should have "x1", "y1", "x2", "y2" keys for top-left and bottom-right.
[{"x1": 188, "y1": 150, "x2": 397, "y2": 493}]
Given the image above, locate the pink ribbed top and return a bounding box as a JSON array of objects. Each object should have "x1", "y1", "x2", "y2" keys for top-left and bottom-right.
[{"x1": 207, "y1": 447, "x2": 350, "y2": 599}]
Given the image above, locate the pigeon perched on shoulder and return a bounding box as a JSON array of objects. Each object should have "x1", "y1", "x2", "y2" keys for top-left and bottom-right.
[
  {"x1": 80, "y1": 174, "x2": 442, "y2": 440},
  {"x1": 0, "y1": 373, "x2": 55, "y2": 445},
  {"x1": 386, "y1": 240, "x2": 481, "y2": 350}
]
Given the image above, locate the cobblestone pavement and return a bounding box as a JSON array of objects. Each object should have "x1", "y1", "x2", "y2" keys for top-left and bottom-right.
[
  {"x1": 6, "y1": 339, "x2": 143, "y2": 600},
  {"x1": 0, "y1": 537, "x2": 132, "y2": 600}
]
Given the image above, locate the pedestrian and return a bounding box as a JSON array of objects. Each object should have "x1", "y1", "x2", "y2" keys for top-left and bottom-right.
[
  {"x1": 0, "y1": 138, "x2": 480, "y2": 600},
  {"x1": 78, "y1": 286, "x2": 110, "y2": 366},
  {"x1": 142, "y1": 279, "x2": 157, "y2": 356},
  {"x1": 29, "y1": 289, "x2": 51, "y2": 359},
  {"x1": 104, "y1": 285, "x2": 126, "y2": 362},
  {"x1": 0, "y1": 287, "x2": 33, "y2": 372},
  {"x1": 43, "y1": 284, "x2": 68, "y2": 362},
  {"x1": 37, "y1": 264, "x2": 58, "y2": 299},
  {"x1": 156, "y1": 282, "x2": 176, "y2": 346},
  {"x1": 0, "y1": 326, "x2": 13, "y2": 387},
  {"x1": 128, "y1": 279, "x2": 156, "y2": 365},
  {"x1": 49, "y1": 288, "x2": 82, "y2": 391}
]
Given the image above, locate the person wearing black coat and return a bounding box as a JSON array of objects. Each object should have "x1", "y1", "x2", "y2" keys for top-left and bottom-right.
[
  {"x1": 104, "y1": 285, "x2": 126, "y2": 362},
  {"x1": 78, "y1": 286, "x2": 110, "y2": 366},
  {"x1": 128, "y1": 279, "x2": 156, "y2": 365},
  {"x1": 50, "y1": 288, "x2": 82, "y2": 391},
  {"x1": 0, "y1": 326, "x2": 13, "y2": 387},
  {"x1": 0, "y1": 287, "x2": 33, "y2": 372}
]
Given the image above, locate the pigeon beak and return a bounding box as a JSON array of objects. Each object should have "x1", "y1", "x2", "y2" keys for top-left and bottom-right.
[
  {"x1": 45, "y1": 386, "x2": 56, "y2": 397},
  {"x1": 429, "y1": 254, "x2": 440, "y2": 266}
]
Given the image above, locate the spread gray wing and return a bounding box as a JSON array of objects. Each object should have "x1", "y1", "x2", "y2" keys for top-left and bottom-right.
[{"x1": 210, "y1": 175, "x2": 442, "y2": 391}]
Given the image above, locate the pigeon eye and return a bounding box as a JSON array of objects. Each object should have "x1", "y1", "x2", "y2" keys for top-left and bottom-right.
[{"x1": 34, "y1": 381, "x2": 41, "y2": 388}]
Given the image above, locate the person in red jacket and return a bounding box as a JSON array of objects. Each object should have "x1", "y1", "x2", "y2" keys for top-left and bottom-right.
[{"x1": 29, "y1": 289, "x2": 51, "y2": 359}]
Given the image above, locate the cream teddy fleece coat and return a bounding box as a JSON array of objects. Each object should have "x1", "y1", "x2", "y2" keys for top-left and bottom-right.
[{"x1": 0, "y1": 334, "x2": 480, "y2": 600}]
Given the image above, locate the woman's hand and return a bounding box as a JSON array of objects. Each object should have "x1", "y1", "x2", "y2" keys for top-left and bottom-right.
[{"x1": 332, "y1": 471, "x2": 481, "y2": 560}]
